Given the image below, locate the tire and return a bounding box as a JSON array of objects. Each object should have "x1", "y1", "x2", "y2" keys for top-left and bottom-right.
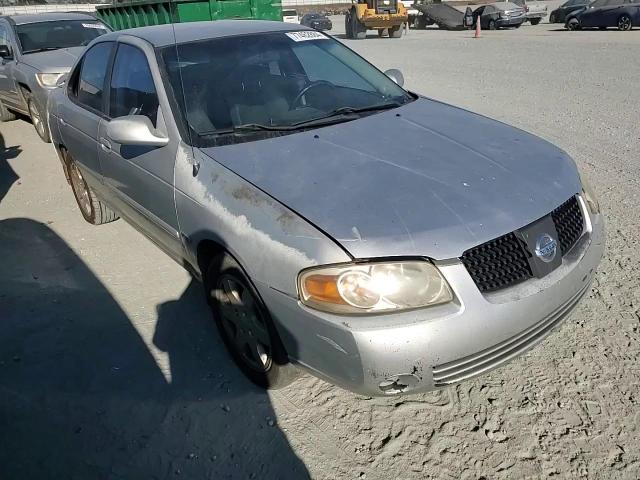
[
  {"x1": 489, "y1": 19, "x2": 497, "y2": 30},
  {"x1": 206, "y1": 253, "x2": 299, "y2": 390},
  {"x1": 415, "y1": 15, "x2": 428, "y2": 29},
  {"x1": 549, "y1": 13, "x2": 556, "y2": 23},
  {"x1": 529, "y1": 18, "x2": 541, "y2": 25},
  {"x1": 566, "y1": 18, "x2": 580, "y2": 30},
  {"x1": 345, "y1": 12, "x2": 353, "y2": 38},
  {"x1": 0, "y1": 99, "x2": 16, "y2": 122},
  {"x1": 377, "y1": 28, "x2": 387, "y2": 37},
  {"x1": 617, "y1": 14, "x2": 632, "y2": 31},
  {"x1": 351, "y1": 8, "x2": 367, "y2": 39},
  {"x1": 67, "y1": 156, "x2": 119, "y2": 225},
  {"x1": 24, "y1": 93, "x2": 50, "y2": 143},
  {"x1": 389, "y1": 25, "x2": 403, "y2": 37}
]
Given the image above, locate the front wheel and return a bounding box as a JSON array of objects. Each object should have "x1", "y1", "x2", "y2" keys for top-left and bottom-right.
[
  {"x1": 566, "y1": 18, "x2": 580, "y2": 30},
  {"x1": 26, "y1": 94, "x2": 50, "y2": 143},
  {"x1": 206, "y1": 253, "x2": 299, "y2": 390},
  {"x1": 489, "y1": 19, "x2": 497, "y2": 30},
  {"x1": 549, "y1": 13, "x2": 556, "y2": 23},
  {"x1": 617, "y1": 14, "x2": 632, "y2": 31},
  {"x1": 529, "y1": 18, "x2": 541, "y2": 25}
]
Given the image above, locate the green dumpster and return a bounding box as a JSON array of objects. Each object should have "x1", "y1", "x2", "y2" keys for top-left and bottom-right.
[{"x1": 96, "y1": 0, "x2": 283, "y2": 31}]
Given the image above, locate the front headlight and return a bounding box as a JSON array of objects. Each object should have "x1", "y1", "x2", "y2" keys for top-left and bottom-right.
[
  {"x1": 580, "y1": 174, "x2": 600, "y2": 214},
  {"x1": 35, "y1": 72, "x2": 66, "y2": 89},
  {"x1": 298, "y1": 261, "x2": 453, "y2": 314}
]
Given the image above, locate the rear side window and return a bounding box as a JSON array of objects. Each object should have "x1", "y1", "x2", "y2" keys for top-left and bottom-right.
[
  {"x1": 0, "y1": 23, "x2": 12, "y2": 52},
  {"x1": 109, "y1": 44, "x2": 159, "y2": 126},
  {"x1": 77, "y1": 42, "x2": 113, "y2": 112}
]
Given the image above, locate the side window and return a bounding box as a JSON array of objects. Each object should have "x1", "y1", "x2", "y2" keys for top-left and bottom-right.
[
  {"x1": 0, "y1": 23, "x2": 12, "y2": 53},
  {"x1": 77, "y1": 42, "x2": 113, "y2": 112},
  {"x1": 109, "y1": 43, "x2": 159, "y2": 126}
]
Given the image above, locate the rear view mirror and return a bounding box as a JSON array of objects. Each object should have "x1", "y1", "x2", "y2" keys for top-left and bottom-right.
[
  {"x1": 107, "y1": 115, "x2": 169, "y2": 147},
  {"x1": 384, "y1": 68, "x2": 404, "y2": 87},
  {"x1": 0, "y1": 45, "x2": 13, "y2": 60}
]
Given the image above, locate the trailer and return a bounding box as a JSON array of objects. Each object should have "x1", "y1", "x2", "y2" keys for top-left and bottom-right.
[
  {"x1": 411, "y1": 0, "x2": 471, "y2": 30},
  {"x1": 95, "y1": 0, "x2": 282, "y2": 31}
]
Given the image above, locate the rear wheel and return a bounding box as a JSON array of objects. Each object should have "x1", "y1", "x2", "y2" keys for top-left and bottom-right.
[
  {"x1": 617, "y1": 14, "x2": 632, "y2": 31},
  {"x1": 25, "y1": 93, "x2": 50, "y2": 143},
  {"x1": 389, "y1": 25, "x2": 403, "y2": 37},
  {"x1": 529, "y1": 17, "x2": 541, "y2": 25},
  {"x1": 566, "y1": 18, "x2": 580, "y2": 30},
  {"x1": 68, "y1": 157, "x2": 119, "y2": 225},
  {"x1": 206, "y1": 253, "x2": 299, "y2": 390},
  {"x1": 0, "y1": 99, "x2": 16, "y2": 122}
]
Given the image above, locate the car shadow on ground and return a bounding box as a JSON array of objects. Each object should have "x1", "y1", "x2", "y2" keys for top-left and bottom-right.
[
  {"x1": 0, "y1": 132, "x2": 21, "y2": 203},
  {"x1": 0, "y1": 218, "x2": 309, "y2": 479}
]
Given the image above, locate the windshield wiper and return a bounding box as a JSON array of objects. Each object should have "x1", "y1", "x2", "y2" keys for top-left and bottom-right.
[
  {"x1": 288, "y1": 101, "x2": 403, "y2": 129},
  {"x1": 22, "y1": 47, "x2": 62, "y2": 54},
  {"x1": 201, "y1": 102, "x2": 404, "y2": 137},
  {"x1": 201, "y1": 123, "x2": 296, "y2": 137}
]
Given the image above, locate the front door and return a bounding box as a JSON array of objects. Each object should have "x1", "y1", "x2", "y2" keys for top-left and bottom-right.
[
  {"x1": 98, "y1": 41, "x2": 182, "y2": 260},
  {"x1": 0, "y1": 23, "x2": 20, "y2": 109},
  {"x1": 59, "y1": 41, "x2": 115, "y2": 187}
]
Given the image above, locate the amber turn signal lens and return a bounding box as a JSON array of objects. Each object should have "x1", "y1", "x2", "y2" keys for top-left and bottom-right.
[{"x1": 302, "y1": 274, "x2": 346, "y2": 305}]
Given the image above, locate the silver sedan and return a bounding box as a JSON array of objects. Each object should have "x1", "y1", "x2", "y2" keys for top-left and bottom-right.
[{"x1": 48, "y1": 21, "x2": 604, "y2": 396}]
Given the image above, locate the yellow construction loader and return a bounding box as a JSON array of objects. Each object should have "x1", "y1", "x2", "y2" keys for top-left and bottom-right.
[{"x1": 344, "y1": 0, "x2": 409, "y2": 39}]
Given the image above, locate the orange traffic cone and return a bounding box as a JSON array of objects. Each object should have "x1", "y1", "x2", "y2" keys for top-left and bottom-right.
[{"x1": 474, "y1": 16, "x2": 481, "y2": 38}]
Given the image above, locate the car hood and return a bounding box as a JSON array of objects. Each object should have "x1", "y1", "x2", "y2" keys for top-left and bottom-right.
[
  {"x1": 201, "y1": 98, "x2": 580, "y2": 260},
  {"x1": 20, "y1": 47, "x2": 84, "y2": 72}
]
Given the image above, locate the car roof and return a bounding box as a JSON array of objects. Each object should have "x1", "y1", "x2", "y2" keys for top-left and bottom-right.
[
  {"x1": 97, "y1": 20, "x2": 313, "y2": 48},
  {"x1": 4, "y1": 12, "x2": 97, "y2": 25}
]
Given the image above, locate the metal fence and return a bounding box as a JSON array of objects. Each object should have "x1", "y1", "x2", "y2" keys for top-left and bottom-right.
[
  {"x1": 0, "y1": 4, "x2": 103, "y2": 14},
  {"x1": 0, "y1": 1, "x2": 348, "y2": 15}
]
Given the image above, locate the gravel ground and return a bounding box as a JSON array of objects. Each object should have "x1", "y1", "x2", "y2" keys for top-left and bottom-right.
[{"x1": 1, "y1": 12, "x2": 640, "y2": 479}]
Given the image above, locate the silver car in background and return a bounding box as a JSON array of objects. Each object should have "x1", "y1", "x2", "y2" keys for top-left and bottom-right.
[
  {"x1": 48, "y1": 21, "x2": 604, "y2": 396},
  {"x1": 0, "y1": 12, "x2": 110, "y2": 142}
]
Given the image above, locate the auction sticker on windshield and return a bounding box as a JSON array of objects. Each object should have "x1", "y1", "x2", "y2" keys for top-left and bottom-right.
[
  {"x1": 285, "y1": 31, "x2": 328, "y2": 42},
  {"x1": 82, "y1": 23, "x2": 108, "y2": 29}
]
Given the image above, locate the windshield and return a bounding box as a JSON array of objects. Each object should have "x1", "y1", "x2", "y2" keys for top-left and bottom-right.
[
  {"x1": 160, "y1": 31, "x2": 413, "y2": 146},
  {"x1": 16, "y1": 20, "x2": 110, "y2": 54}
]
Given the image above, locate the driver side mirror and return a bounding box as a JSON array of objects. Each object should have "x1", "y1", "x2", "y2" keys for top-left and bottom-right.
[
  {"x1": 107, "y1": 115, "x2": 169, "y2": 147},
  {"x1": 384, "y1": 68, "x2": 404, "y2": 87},
  {"x1": 0, "y1": 45, "x2": 13, "y2": 61}
]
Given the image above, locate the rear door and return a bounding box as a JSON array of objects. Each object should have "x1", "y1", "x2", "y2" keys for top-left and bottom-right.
[
  {"x1": 0, "y1": 22, "x2": 21, "y2": 109},
  {"x1": 599, "y1": 0, "x2": 627, "y2": 24},
  {"x1": 98, "y1": 40, "x2": 182, "y2": 260},
  {"x1": 59, "y1": 41, "x2": 115, "y2": 187}
]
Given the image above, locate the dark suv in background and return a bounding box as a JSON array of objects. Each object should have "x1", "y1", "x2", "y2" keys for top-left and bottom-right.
[{"x1": 0, "y1": 12, "x2": 110, "y2": 142}]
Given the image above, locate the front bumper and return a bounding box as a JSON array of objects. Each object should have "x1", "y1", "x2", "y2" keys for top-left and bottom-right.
[{"x1": 258, "y1": 202, "x2": 605, "y2": 396}]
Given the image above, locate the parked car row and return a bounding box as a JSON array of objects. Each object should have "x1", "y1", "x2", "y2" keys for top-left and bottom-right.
[
  {"x1": 405, "y1": 0, "x2": 638, "y2": 31},
  {"x1": 0, "y1": 12, "x2": 110, "y2": 142},
  {"x1": 282, "y1": 9, "x2": 333, "y2": 31},
  {"x1": 0, "y1": 15, "x2": 606, "y2": 396}
]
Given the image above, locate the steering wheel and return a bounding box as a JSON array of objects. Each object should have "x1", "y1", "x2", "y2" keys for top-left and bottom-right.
[{"x1": 290, "y1": 80, "x2": 334, "y2": 110}]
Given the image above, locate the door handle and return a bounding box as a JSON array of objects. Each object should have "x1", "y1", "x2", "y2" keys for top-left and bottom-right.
[{"x1": 99, "y1": 137, "x2": 111, "y2": 152}]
